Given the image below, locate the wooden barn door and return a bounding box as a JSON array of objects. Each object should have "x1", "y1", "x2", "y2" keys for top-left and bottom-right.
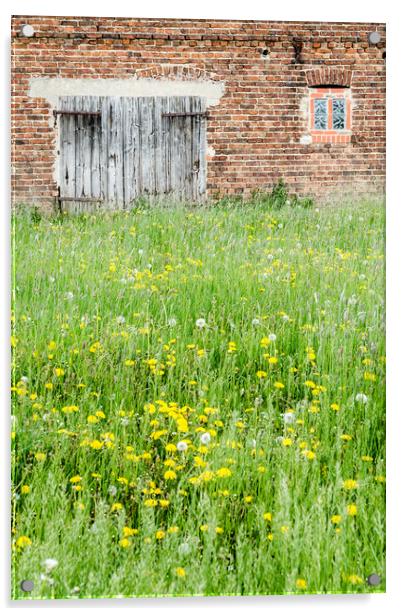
[{"x1": 57, "y1": 95, "x2": 207, "y2": 211}]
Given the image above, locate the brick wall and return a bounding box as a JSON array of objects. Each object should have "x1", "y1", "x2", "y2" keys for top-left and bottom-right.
[{"x1": 11, "y1": 15, "x2": 386, "y2": 207}]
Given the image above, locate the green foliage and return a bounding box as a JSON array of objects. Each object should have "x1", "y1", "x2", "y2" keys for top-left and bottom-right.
[{"x1": 11, "y1": 200, "x2": 385, "y2": 599}]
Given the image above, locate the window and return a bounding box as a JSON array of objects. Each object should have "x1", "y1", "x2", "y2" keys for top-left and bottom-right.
[{"x1": 309, "y1": 88, "x2": 351, "y2": 143}]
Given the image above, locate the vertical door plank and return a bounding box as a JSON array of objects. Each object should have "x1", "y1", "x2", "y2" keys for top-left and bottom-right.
[
  {"x1": 198, "y1": 97, "x2": 207, "y2": 202},
  {"x1": 153, "y1": 96, "x2": 164, "y2": 201},
  {"x1": 73, "y1": 96, "x2": 85, "y2": 210},
  {"x1": 100, "y1": 97, "x2": 109, "y2": 208},
  {"x1": 59, "y1": 97, "x2": 76, "y2": 204},
  {"x1": 90, "y1": 96, "x2": 101, "y2": 200},
  {"x1": 123, "y1": 97, "x2": 133, "y2": 206},
  {"x1": 107, "y1": 97, "x2": 124, "y2": 208},
  {"x1": 138, "y1": 97, "x2": 155, "y2": 198},
  {"x1": 183, "y1": 96, "x2": 192, "y2": 201}
]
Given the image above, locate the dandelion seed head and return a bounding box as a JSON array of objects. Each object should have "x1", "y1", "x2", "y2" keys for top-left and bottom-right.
[
  {"x1": 355, "y1": 393, "x2": 368, "y2": 404},
  {"x1": 43, "y1": 558, "x2": 58, "y2": 571},
  {"x1": 200, "y1": 432, "x2": 211, "y2": 445}
]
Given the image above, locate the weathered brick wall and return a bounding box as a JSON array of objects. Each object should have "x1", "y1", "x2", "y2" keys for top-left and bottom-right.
[{"x1": 11, "y1": 15, "x2": 386, "y2": 207}]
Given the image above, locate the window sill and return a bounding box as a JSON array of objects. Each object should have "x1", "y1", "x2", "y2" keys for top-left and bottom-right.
[{"x1": 310, "y1": 133, "x2": 351, "y2": 144}]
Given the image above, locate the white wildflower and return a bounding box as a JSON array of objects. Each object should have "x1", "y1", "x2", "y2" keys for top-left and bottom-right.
[
  {"x1": 43, "y1": 558, "x2": 58, "y2": 572},
  {"x1": 177, "y1": 441, "x2": 188, "y2": 452},
  {"x1": 283, "y1": 412, "x2": 295, "y2": 424},
  {"x1": 178, "y1": 542, "x2": 191, "y2": 556},
  {"x1": 200, "y1": 432, "x2": 211, "y2": 445},
  {"x1": 196, "y1": 318, "x2": 206, "y2": 329},
  {"x1": 355, "y1": 393, "x2": 368, "y2": 404}
]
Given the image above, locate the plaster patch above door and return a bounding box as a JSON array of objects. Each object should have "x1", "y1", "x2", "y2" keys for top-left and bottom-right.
[{"x1": 29, "y1": 77, "x2": 225, "y2": 108}]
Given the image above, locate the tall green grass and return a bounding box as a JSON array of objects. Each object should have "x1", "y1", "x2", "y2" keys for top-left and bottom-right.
[{"x1": 11, "y1": 199, "x2": 385, "y2": 599}]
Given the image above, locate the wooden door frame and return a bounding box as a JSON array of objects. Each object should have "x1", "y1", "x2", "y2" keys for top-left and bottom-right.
[{"x1": 56, "y1": 95, "x2": 207, "y2": 212}]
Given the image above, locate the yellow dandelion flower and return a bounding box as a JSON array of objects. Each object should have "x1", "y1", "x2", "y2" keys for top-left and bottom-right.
[
  {"x1": 200, "y1": 524, "x2": 209, "y2": 532},
  {"x1": 304, "y1": 380, "x2": 316, "y2": 388},
  {"x1": 144, "y1": 499, "x2": 158, "y2": 508},
  {"x1": 111, "y1": 503, "x2": 123, "y2": 512},
  {"x1": 175, "y1": 567, "x2": 186, "y2": 578},
  {"x1": 89, "y1": 341, "x2": 102, "y2": 353},
  {"x1": 346, "y1": 504, "x2": 358, "y2": 516},
  {"x1": 256, "y1": 370, "x2": 267, "y2": 379},
  {"x1": 296, "y1": 578, "x2": 307, "y2": 590},
  {"x1": 90, "y1": 440, "x2": 103, "y2": 450},
  {"x1": 123, "y1": 527, "x2": 138, "y2": 537},
  {"x1": 168, "y1": 526, "x2": 179, "y2": 534},
  {"x1": 263, "y1": 512, "x2": 272, "y2": 522},
  {"x1": 274, "y1": 381, "x2": 285, "y2": 389},
  {"x1": 119, "y1": 538, "x2": 131, "y2": 548},
  {"x1": 164, "y1": 470, "x2": 177, "y2": 481},
  {"x1": 330, "y1": 403, "x2": 340, "y2": 411},
  {"x1": 343, "y1": 479, "x2": 358, "y2": 490},
  {"x1": 215, "y1": 527, "x2": 224, "y2": 535},
  {"x1": 21, "y1": 485, "x2": 30, "y2": 494},
  {"x1": 281, "y1": 438, "x2": 293, "y2": 447},
  {"x1": 331, "y1": 515, "x2": 342, "y2": 524},
  {"x1": 34, "y1": 452, "x2": 46, "y2": 462},
  {"x1": 199, "y1": 470, "x2": 215, "y2": 482},
  {"x1": 54, "y1": 368, "x2": 65, "y2": 377},
  {"x1": 155, "y1": 530, "x2": 165, "y2": 540},
  {"x1": 216, "y1": 467, "x2": 232, "y2": 478},
  {"x1": 69, "y1": 475, "x2": 82, "y2": 484},
  {"x1": 16, "y1": 535, "x2": 32, "y2": 549}
]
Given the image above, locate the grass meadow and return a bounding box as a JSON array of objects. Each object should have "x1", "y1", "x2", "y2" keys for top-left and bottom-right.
[{"x1": 11, "y1": 197, "x2": 385, "y2": 599}]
